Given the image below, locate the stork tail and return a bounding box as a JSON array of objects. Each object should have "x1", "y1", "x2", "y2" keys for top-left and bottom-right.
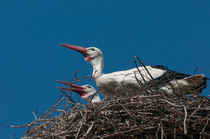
[{"x1": 183, "y1": 74, "x2": 208, "y2": 92}]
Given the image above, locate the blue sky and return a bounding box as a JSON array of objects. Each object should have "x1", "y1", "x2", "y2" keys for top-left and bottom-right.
[{"x1": 0, "y1": 0, "x2": 209, "y2": 138}]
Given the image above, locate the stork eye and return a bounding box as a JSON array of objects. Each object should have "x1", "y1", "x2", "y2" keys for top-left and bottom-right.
[
  {"x1": 86, "y1": 85, "x2": 91, "y2": 88},
  {"x1": 89, "y1": 48, "x2": 95, "y2": 51}
]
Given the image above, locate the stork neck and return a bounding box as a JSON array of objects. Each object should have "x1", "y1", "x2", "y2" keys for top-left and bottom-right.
[
  {"x1": 90, "y1": 56, "x2": 104, "y2": 78},
  {"x1": 90, "y1": 94, "x2": 101, "y2": 103}
]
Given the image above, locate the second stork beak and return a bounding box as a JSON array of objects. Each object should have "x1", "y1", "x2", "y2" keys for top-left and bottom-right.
[{"x1": 56, "y1": 80, "x2": 85, "y2": 96}]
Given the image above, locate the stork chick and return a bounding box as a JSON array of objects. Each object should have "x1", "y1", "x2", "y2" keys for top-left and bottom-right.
[{"x1": 56, "y1": 80, "x2": 100, "y2": 103}]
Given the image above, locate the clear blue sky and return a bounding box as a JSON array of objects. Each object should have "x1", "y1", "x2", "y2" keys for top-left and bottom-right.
[{"x1": 0, "y1": 0, "x2": 209, "y2": 138}]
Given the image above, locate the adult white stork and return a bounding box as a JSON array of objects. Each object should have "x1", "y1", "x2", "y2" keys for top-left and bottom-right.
[
  {"x1": 60, "y1": 44, "x2": 208, "y2": 98},
  {"x1": 57, "y1": 80, "x2": 101, "y2": 103}
]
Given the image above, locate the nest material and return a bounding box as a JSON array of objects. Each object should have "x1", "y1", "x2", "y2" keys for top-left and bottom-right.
[
  {"x1": 22, "y1": 94, "x2": 209, "y2": 139},
  {"x1": 22, "y1": 58, "x2": 209, "y2": 138}
]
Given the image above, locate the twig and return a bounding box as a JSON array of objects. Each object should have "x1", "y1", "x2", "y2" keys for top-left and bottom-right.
[
  {"x1": 32, "y1": 112, "x2": 37, "y2": 120},
  {"x1": 161, "y1": 126, "x2": 164, "y2": 139},
  {"x1": 193, "y1": 66, "x2": 198, "y2": 75},
  {"x1": 199, "y1": 115, "x2": 209, "y2": 139},
  {"x1": 134, "y1": 70, "x2": 143, "y2": 88},
  {"x1": 161, "y1": 99, "x2": 180, "y2": 107},
  {"x1": 0, "y1": 123, "x2": 28, "y2": 128},
  {"x1": 190, "y1": 104, "x2": 201, "y2": 117},
  {"x1": 135, "y1": 56, "x2": 154, "y2": 80},
  {"x1": 156, "y1": 123, "x2": 161, "y2": 139},
  {"x1": 120, "y1": 104, "x2": 137, "y2": 124},
  {"x1": 60, "y1": 89, "x2": 75, "y2": 103},
  {"x1": 89, "y1": 88, "x2": 100, "y2": 103},
  {"x1": 183, "y1": 106, "x2": 188, "y2": 134},
  {"x1": 134, "y1": 60, "x2": 147, "y2": 84},
  {"x1": 75, "y1": 119, "x2": 85, "y2": 139},
  {"x1": 84, "y1": 122, "x2": 95, "y2": 137}
]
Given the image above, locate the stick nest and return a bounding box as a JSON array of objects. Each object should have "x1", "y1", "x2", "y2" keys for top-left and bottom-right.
[
  {"x1": 22, "y1": 59, "x2": 209, "y2": 139},
  {"x1": 22, "y1": 93, "x2": 209, "y2": 139}
]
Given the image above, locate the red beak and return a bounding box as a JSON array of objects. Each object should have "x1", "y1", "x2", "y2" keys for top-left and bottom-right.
[
  {"x1": 56, "y1": 80, "x2": 85, "y2": 96},
  {"x1": 60, "y1": 43, "x2": 92, "y2": 61},
  {"x1": 56, "y1": 80, "x2": 84, "y2": 89},
  {"x1": 60, "y1": 44, "x2": 88, "y2": 53},
  {"x1": 57, "y1": 87, "x2": 84, "y2": 93}
]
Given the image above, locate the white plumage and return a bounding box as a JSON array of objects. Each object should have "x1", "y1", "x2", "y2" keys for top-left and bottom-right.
[{"x1": 60, "y1": 44, "x2": 207, "y2": 98}]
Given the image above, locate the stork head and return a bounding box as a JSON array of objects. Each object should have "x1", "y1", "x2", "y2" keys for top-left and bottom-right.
[
  {"x1": 71, "y1": 84, "x2": 101, "y2": 103},
  {"x1": 79, "y1": 84, "x2": 100, "y2": 102},
  {"x1": 60, "y1": 44, "x2": 103, "y2": 62},
  {"x1": 56, "y1": 80, "x2": 100, "y2": 103}
]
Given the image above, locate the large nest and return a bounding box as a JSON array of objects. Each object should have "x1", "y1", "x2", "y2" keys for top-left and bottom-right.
[
  {"x1": 21, "y1": 58, "x2": 209, "y2": 138},
  {"x1": 22, "y1": 94, "x2": 209, "y2": 139}
]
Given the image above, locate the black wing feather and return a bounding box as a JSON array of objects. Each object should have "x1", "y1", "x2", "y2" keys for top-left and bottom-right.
[{"x1": 151, "y1": 65, "x2": 190, "y2": 85}]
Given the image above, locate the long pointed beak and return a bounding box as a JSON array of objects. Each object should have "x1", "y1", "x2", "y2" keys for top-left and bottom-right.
[
  {"x1": 57, "y1": 87, "x2": 84, "y2": 92},
  {"x1": 56, "y1": 80, "x2": 85, "y2": 96},
  {"x1": 56, "y1": 80, "x2": 84, "y2": 89},
  {"x1": 60, "y1": 43, "x2": 92, "y2": 61},
  {"x1": 56, "y1": 80, "x2": 69, "y2": 85},
  {"x1": 60, "y1": 44, "x2": 88, "y2": 53}
]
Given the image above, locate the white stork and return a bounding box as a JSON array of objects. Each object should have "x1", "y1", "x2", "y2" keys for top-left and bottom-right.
[
  {"x1": 60, "y1": 44, "x2": 208, "y2": 98},
  {"x1": 57, "y1": 80, "x2": 101, "y2": 103}
]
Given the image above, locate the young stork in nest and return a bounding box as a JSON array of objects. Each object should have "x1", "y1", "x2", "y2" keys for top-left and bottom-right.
[
  {"x1": 56, "y1": 80, "x2": 100, "y2": 103},
  {"x1": 60, "y1": 44, "x2": 208, "y2": 98}
]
